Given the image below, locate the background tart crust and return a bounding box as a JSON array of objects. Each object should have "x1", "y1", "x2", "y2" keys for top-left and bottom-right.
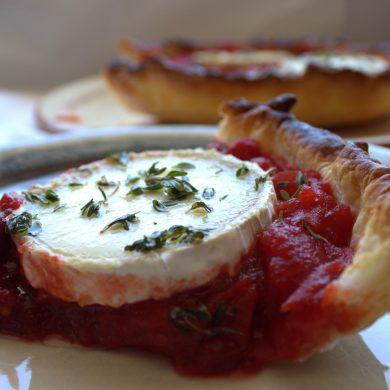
[
  {"x1": 215, "y1": 94, "x2": 390, "y2": 355},
  {"x1": 104, "y1": 38, "x2": 390, "y2": 127}
]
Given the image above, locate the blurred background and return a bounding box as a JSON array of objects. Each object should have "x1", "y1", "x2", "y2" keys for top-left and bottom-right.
[{"x1": 1, "y1": 0, "x2": 390, "y2": 89}]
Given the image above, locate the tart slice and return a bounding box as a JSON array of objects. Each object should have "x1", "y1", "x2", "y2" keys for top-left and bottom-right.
[
  {"x1": 0, "y1": 95, "x2": 389, "y2": 376},
  {"x1": 104, "y1": 38, "x2": 390, "y2": 127},
  {"x1": 215, "y1": 94, "x2": 390, "y2": 360}
]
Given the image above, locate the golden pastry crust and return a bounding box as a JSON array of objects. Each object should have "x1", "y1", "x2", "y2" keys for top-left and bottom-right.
[
  {"x1": 104, "y1": 38, "x2": 390, "y2": 127},
  {"x1": 215, "y1": 94, "x2": 390, "y2": 356}
]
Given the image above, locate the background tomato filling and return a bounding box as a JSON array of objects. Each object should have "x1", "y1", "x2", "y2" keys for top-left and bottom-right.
[{"x1": 0, "y1": 139, "x2": 355, "y2": 376}]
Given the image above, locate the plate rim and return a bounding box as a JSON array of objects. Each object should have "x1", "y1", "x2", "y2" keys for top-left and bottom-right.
[
  {"x1": 1, "y1": 129, "x2": 390, "y2": 188},
  {"x1": 0, "y1": 127, "x2": 216, "y2": 186}
]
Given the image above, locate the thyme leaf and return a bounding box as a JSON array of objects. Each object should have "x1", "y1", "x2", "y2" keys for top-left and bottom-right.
[
  {"x1": 188, "y1": 201, "x2": 213, "y2": 213},
  {"x1": 77, "y1": 167, "x2": 93, "y2": 176},
  {"x1": 152, "y1": 199, "x2": 179, "y2": 212},
  {"x1": 68, "y1": 182, "x2": 85, "y2": 188},
  {"x1": 5, "y1": 212, "x2": 42, "y2": 236},
  {"x1": 125, "y1": 225, "x2": 209, "y2": 252},
  {"x1": 212, "y1": 302, "x2": 226, "y2": 327},
  {"x1": 23, "y1": 189, "x2": 59, "y2": 206},
  {"x1": 170, "y1": 301, "x2": 241, "y2": 339},
  {"x1": 254, "y1": 175, "x2": 268, "y2": 191},
  {"x1": 291, "y1": 171, "x2": 306, "y2": 198},
  {"x1": 236, "y1": 164, "x2": 249, "y2": 178},
  {"x1": 81, "y1": 187, "x2": 108, "y2": 218},
  {"x1": 143, "y1": 182, "x2": 164, "y2": 191},
  {"x1": 98, "y1": 186, "x2": 108, "y2": 202},
  {"x1": 254, "y1": 168, "x2": 275, "y2": 191},
  {"x1": 127, "y1": 168, "x2": 198, "y2": 201},
  {"x1": 96, "y1": 176, "x2": 118, "y2": 187},
  {"x1": 140, "y1": 161, "x2": 166, "y2": 177},
  {"x1": 161, "y1": 178, "x2": 198, "y2": 198},
  {"x1": 53, "y1": 204, "x2": 66, "y2": 213},
  {"x1": 302, "y1": 220, "x2": 329, "y2": 243},
  {"x1": 152, "y1": 199, "x2": 167, "y2": 212},
  {"x1": 166, "y1": 170, "x2": 188, "y2": 178},
  {"x1": 127, "y1": 182, "x2": 164, "y2": 196},
  {"x1": 110, "y1": 185, "x2": 120, "y2": 197},
  {"x1": 170, "y1": 304, "x2": 211, "y2": 334},
  {"x1": 127, "y1": 185, "x2": 144, "y2": 196},
  {"x1": 280, "y1": 189, "x2": 291, "y2": 201},
  {"x1": 107, "y1": 152, "x2": 128, "y2": 167},
  {"x1": 125, "y1": 176, "x2": 140, "y2": 185},
  {"x1": 279, "y1": 171, "x2": 307, "y2": 201},
  {"x1": 44, "y1": 189, "x2": 60, "y2": 203},
  {"x1": 100, "y1": 213, "x2": 139, "y2": 233},
  {"x1": 173, "y1": 162, "x2": 195, "y2": 170},
  {"x1": 80, "y1": 199, "x2": 101, "y2": 218},
  {"x1": 296, "y1": 171, "x2": 307, "y2": 186},
  {"x1": 161, "y1": 200, "x2": 179, "y2": 207}
]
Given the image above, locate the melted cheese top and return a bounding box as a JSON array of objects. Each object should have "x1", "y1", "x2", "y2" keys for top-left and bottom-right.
[{"x1": 193, "y1": 50, "x2": 389, "y2": 76}]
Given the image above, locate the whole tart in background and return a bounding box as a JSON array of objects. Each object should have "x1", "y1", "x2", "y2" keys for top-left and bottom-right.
[{"x1": 104, "y1": 38, "x2": 390, "y2": 127}]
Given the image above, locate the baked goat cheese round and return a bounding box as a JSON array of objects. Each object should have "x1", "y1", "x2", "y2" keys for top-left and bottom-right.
[{"x1": 10, "y1": 149, "x2": 276, "y2": 307}]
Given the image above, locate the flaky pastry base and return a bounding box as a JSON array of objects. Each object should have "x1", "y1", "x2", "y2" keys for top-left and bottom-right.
[
  {"x1": 216, "y1": 94, "x2": 390, "y2": 358},
  {"x1": 104, "y1": 38, "x2": 390, "y2": 127}
]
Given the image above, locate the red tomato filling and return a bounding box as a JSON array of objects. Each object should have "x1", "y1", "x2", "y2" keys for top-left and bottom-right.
[{"x1": 0, "y1": 139, "x2": 356, "y2": 376}]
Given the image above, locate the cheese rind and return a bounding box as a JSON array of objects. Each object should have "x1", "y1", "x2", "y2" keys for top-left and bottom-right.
[{"x1": 11, "y1": 149, "x2": 276, "y2": 307}]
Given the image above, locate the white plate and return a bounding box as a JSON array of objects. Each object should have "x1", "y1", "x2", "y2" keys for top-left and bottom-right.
[
  {"x1": 0, "y1": 131, "x2": 389, "y2": 390},
  {"x1": 35, "y1": 76, "x2": 156, "y2": 133},
  {"x1": 34, "y1": 76, "x2": 390, "y2": 147}
]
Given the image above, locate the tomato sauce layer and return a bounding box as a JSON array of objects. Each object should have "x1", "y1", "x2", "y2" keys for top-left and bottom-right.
[{"x1": 0, "y1": 139, "x2": 355, "y2": 376}]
